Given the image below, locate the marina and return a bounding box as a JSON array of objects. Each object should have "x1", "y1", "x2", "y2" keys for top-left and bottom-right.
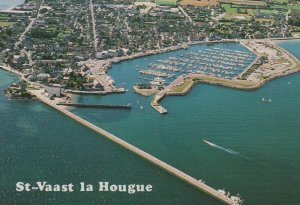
[{"x1": 135, "y1": 47, "x2": 256, "y2": 87}]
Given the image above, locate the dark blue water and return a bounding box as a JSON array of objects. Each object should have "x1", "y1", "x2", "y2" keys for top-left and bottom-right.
[{"x1": 72, "y1": 41, "x2": 300, "y2": 205}]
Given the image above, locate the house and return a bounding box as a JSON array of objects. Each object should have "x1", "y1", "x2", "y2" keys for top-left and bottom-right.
[{"x1": 45, "y1": 86, "x2": 62, "y2": 97}]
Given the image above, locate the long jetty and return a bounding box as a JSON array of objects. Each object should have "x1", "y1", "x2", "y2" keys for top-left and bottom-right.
[
  {"x1": 65, "y1": 89, "x2": 126, "y2": 95},
  {"x1": 28, "y1": 89, "x2": 236, "y2": 205},
  {"x1": 57, "y1": 103, "x2": 131, "y2": 110}
]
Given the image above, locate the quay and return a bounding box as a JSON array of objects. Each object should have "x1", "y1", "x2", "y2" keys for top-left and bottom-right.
[
  {"x1": 151, "y1": 75, "x2": 187, "y2": 114},
  {"x1": 0, "y1": 9, "x2": 27, "y2": 14},
  {"x1": 56, "y1": 103, "x2": 131, "y2": 110},
  {"x1": 28, "y1": 88, "x2": 237, "y2": 205},
  {"x1": 151, "y1": 93, "x2": 168, "y2": 114},
  {"x1": 65, "y1": 88, "x2": 126, "y2": 95},
  {"x1": 151, "y1": 102, "x2": 168, "y2": 114}
]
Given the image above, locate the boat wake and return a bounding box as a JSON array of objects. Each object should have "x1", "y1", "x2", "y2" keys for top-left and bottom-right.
[{"x1": 203, "y1": 140, "x2": 239, "y2": 155}]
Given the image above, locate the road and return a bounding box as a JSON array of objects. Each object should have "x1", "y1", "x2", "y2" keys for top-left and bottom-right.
[
  {"x1": 14, "y1": 0, "x2": 45, "y2": 49},
  {"x1": 178, "y1": 6, "x2": 192, "y2": 23},
  {"x1": 89, "y1": 0, "x2": 98, "y2": 52}
]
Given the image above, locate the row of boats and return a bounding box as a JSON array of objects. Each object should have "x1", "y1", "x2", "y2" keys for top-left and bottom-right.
[
  {"x1": 135, "y1": 47, "x2": 255, "y2": 84},
  {"x1": 197, "y1": 178, "x2": 243, "y2": 204}
]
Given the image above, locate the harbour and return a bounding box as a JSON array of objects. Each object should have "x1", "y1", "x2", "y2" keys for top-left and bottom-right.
[
  {"x1": 28, "y1": 88, "x2": 237, "y2": 205},
  {"x1": 71, "y1": 40, "x2": 300, "y2": 205},
  {"x1": 1, "y1": 40, "x2": 300, "y2": 205},
  {"x1": 1, "y1": 0, "x2": 300, "y2": 203}
]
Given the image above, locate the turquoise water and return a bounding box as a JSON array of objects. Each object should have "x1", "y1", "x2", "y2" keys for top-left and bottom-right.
[
  {"x1": 0, "y1": 0, "x2": 24, "y2": 10},
  {"x1": 2, "y1": 41, "x2": 300, "y2": 205},
  {"x1": 72, "y1": 42, "x2": 300, "y2": 205},
  {"x1": 276, "y1": 39, "x2": 300, "y2": 58},
  {"x1": 0, "y1": 70, "x2": 225, "y2": 204}
]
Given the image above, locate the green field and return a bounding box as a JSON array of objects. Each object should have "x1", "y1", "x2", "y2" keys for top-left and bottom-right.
[
  {"x1": 156, "y1": 0, "x2": 177, "y2": 6},
  {"x1": 221, "y1": 4, "x2": 238, "y2": 15},
  {"x1": 221, "y1": 3, "x2": 256, "y2": 16},
  {"x1": 0, "y1": 22, "x2": 15, "y2": 27},
  {"x1": 290, "y1": 4, "x2": 300, "y2": 10},
  {"x1": 221, "y1": 3, "x2": 238, "y2": 14},
  {"x1": 170, "y1": 79, "x2": 193, "y2": 93},
  {"x1": 270, "y1": 4, "x2": 289, "y2": 10},
  {"x1": 270, "y1": 0, "x2": 288, "y2": 3},
  {"x1": 256, "y1": 9, "x2": 276, "y2": 15}
]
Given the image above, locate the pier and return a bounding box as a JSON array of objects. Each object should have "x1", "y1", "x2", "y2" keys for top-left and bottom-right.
[
  {"x1": 65, "y1": 88, "x2": 126, "y2": 95},
  {"x1": 28, "y1": 88, "x2": 237, "y2": 205},
  {"x1": 151, "y1": 93, "x2": 168, "y2": 114},
  {"x1": 56, "y1": 103, "x2": 131, "y2": 110},
  {"x1": 151, "y1": 75, "x2": 188, "y2": 114}
]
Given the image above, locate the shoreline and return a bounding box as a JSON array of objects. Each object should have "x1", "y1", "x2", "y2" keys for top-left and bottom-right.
[
  {"x1": 1, "y1": 38, "x2": 300, "y2": 204},
  {"x1": 104, "y1": 37, "x2": 300, "y2": 66},
  {"x1": 79, "y1": 37, "x2": 300, "y2": 97},
  {"x1": 0, "y1": 0, "x2": 25, "y2": 11},
  {"x1": 148, "y1": 40, "x2": 300, "y2": 114}
]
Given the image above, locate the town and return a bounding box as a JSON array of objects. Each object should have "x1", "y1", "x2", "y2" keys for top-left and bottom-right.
[{"x1": 0, "y1": 0, "x2": 300, "y2": 100}]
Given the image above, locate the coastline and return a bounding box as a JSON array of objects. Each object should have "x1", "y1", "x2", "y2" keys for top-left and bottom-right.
[
  {"x1": 106, "y1": 37, "x2": 300, "y2": 66},
  {"x1": 79, "y1": 37, "x2": 300, "y2": 97},
  {"x1": 3, "y1": 38, "x2": 300, "y2": 115},
  {"x1": 1, "y1": 38, "x2": 300, "y2": 204}
]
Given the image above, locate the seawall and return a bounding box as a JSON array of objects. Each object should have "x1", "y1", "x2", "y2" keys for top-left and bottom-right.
[{"x1": 28, "y1": 89, "x2": 236, "y2": 205}]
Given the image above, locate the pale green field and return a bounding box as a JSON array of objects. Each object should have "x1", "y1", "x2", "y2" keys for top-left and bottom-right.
[
  {"x1": 0, "y1": 22, "x2": 15, "y2": 27},
  {"x1": 290, "y1": 4, "x2": 300, "y2": 10}
]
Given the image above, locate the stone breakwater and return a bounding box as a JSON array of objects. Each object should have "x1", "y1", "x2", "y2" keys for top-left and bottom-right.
[{"x1": 27, "y1": 89, "x2": 237, "y2": 205}]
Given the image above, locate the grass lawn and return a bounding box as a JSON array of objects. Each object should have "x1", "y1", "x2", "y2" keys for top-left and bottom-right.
[
  {"x1": 170, "y1": 79, "x2": 194, "y2": 93},
  {"x1": 0, "y1": 21, "x2": 15, "y2": 27},
  {"x1": 221, "y1": 3, "x2": 238, "y2": 15}
]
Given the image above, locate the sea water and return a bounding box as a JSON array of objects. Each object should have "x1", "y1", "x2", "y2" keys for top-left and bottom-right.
[
  {"x1": 0, "y1": 69, "x2": 223, "y2": 205},
  {"x1": 0, "y1": 0, "x2": 24, "y2": 10},
  {"x1": 72, "y1": 41, "x2": 300, "y2": 205}
]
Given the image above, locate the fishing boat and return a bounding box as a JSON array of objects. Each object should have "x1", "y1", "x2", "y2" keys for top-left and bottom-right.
[
  {"x1": 217, "y1": 189, "x2": 226, "y2": 195},
  {"x1": 231, "y1": 194, "x2": 244, "y2": 205},
  {"x1": 262, "y1": 98, "x2": 272, "y2": 103},
  {"x1": 203, "y1": 139, "x2": 214, "y2": 146}
]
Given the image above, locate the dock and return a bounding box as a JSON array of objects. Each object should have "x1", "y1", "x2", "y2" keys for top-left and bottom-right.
[
  {"x1": 151, "y1": 93, "x2": 168, "y2": 114},
  {"x1": 28, "y1": 88, "x2": 237, "y2": 205},
  {"x1": 151, "y1": 75, "x2": 187, "y2": 114},
  {"x1": 65, "y1": 88, "x2": 126, "y2": 95},
  {"x1": 151, "y1": 104, "x2": 168, "y2": 114},
  {"x1": 56, "y1": 103, "x2": 131, "y2": 110}
]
